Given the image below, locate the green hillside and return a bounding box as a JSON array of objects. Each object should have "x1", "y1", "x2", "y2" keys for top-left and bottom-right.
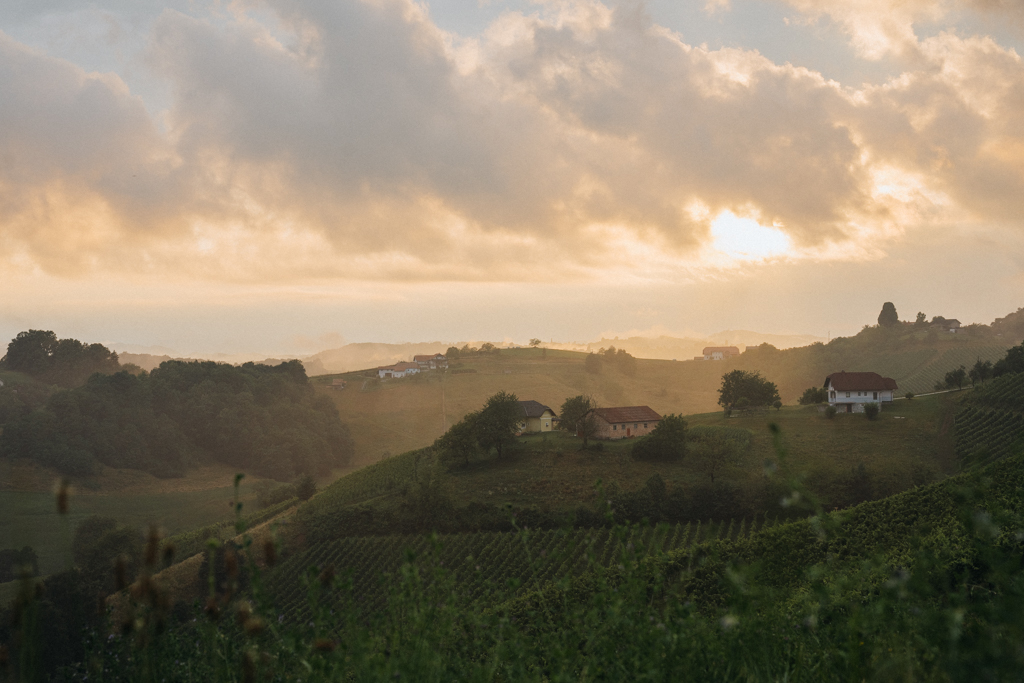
[
  {"x1": 319, "y1": 328, "x2": 1012, "y2": 465},
  {"x1": 954, "y1": 371, "x2": 1024, "y2": 468}
]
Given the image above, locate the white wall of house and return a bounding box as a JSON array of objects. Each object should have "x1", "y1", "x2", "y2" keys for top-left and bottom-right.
[{"x1": 827, "y1": 383, "x2": 893, "y2": 411}]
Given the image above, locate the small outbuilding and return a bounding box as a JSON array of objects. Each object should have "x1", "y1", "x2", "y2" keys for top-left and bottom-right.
[
  {"x1": 590, "y1": 406, "x2": 661, "y2": 439},
  {"x1": 518, "y1": 400, "x2": 557, "y2": 433},
  {"x1": 824, "y1": 371, "x2": 898, "y2": 413}
]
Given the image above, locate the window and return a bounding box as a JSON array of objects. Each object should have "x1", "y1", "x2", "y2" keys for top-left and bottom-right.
[
  {"x1": 634, "y1": 423, "x2": 638, "y2": 429},
  {"x1": 846, "y1": 392, "x2": 851, "y2": 398},
  {"x1": 873, "y1": 392, "x2": 878, "y2": 400},
  {"x1": 612, "y1": 425, "x2": 617, "y2": 431},
  {"x1": 643, "y1": 423, "x2": 648, "y2": 428}
]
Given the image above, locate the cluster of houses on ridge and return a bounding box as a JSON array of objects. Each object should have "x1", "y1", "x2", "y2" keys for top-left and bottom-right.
[
  {"x1": 371, "y1": 349, "x2": 900, "y2": 426},
  {"x1": 518, "y1": 370, "x2": 900, "y2": 438},
  {"x1": 377, "y1": 353, "x2": 448, "y2": 379},
  {"x1": 516, "y1": 400, "x2": 662, "y2": 440}
]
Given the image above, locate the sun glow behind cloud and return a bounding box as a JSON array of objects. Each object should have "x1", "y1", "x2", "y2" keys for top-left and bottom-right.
[{"x1": 709, "y1": 211, "x2": 792, "y2": 261}]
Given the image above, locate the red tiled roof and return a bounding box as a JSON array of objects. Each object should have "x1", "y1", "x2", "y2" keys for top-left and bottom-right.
[
  {"x1": 703, "y1": 346, "x2": 740, "y2": 355},
  {"x1": 591, "y1": 406, "x2": 661, "y2": 423},
  {"x1": 824, "y1": 371, "x2": 898, "y2": 391}
]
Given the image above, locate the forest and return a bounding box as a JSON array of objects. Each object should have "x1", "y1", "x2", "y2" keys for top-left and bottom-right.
[{"x1": 0, "y1": 332, "x2": 353, "y2": 480}]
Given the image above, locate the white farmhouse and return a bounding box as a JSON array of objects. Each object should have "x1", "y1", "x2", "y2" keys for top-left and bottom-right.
[
  {"x1": 377, "y1": 361, "x2": 421, "y2": 379},
  {"x1": 825, "y1": 371, "x2": 898, "y2": 413}
]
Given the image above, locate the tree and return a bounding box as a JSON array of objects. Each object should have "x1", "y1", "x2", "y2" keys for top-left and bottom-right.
[
  {"x1": 944, "y1": 365, "x2": 967, "y2": 390},
  {"x1": 475, "y1": 391, "x2": 521, "y2": 459},
  {"x1": 559, "y1": 395, "x2": 598, "y2": 448},
  {"x1": 969, "y1": 359, "x2": 993, "y2": 386},
  {"x1": 798, "y1": 387, "x2": 828, "y2": 405},
  {"x1": 688, "y1": 428, "x2": 740, "y2": 483},
  {"x1": 915, "y1": 312, "x2": 927, "y2": 326},
  {"x1": 877, "y1": 302, "x2": 899, "y2": 327},
  {"x1": 584, "y1": 353, "x2": 602, "y2": 374},
  {"x1": 529, "y1": 338, "x2": 542, "y2": 348},
  {"x1": 479, "y1": 342, "x2": 497, "y2": 354},
  {"x1": 717, "y1": 370, "x2": 780, "y2": 411},
  {"x1": 445, "y1": 346, "x2": 460, "y2": 360},
  {"x1": 632, "y1": 414, "x2": 687, "y2": 462},
  {"x1": 434, "y1": 411, "x2": 481, "y2": 467}
]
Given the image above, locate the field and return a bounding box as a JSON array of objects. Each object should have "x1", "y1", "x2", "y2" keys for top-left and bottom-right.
[
  {"x1": 317, "y1": 337, "x2": 1007, "y2": 466},
  {"x1": 308, "y1": 392, "x2": 956, "y2": 521},
  {"x1": 0, "y1": 463, "x2": 268, "y2": 575}
]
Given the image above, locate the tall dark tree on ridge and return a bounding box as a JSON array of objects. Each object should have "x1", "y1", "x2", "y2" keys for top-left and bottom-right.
[{"x1": 878, "y1": 302, "x2": 900, "y2": 327}]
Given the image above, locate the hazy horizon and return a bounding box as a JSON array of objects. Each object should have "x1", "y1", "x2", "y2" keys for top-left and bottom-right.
[{"x1": 2, "y1": 0, "x2": 1023, "y2": 353}]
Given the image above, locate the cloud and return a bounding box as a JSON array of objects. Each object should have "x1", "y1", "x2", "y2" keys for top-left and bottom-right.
[{"x1": 0, "y1": 0, "x2": 1022, "y2": 285}]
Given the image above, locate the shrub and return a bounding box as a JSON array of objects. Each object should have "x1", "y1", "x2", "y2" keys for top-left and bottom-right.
[
  {"x1": 864, "y1": 402, "x2": 880, "y2": 420},
  {"x1": 825, "y1": 406, "x2": 837, "y2": 419},
  {"x1": 632, "y1": 414, "x2": 687, "y2": 461},
  {"x1": 798, "y1": 386, "x2": 828, "y2": 405},
  {"x1": 905, "y1": 392, "x2": 915, "y2": 400}
]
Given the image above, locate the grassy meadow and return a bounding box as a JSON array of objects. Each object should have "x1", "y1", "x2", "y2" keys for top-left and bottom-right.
[{"x1": 317, "y1": 338, "x2": 990, "y2": 466}]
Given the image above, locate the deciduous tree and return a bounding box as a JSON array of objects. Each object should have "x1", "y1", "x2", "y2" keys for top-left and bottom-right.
[
  {"x1": 559, "y1": 395, "x2": 598, "y2": 448},
  {"x1": 632, "y1": 414, "x2": 687, "y2": 462},
  {"x1": 475, "y1": 391, "x2": 520, "y2": 459},
  {"x1": 877, "y1": 302, "x2": 899, "y2": 327},
  {"x1": 717, "y1": 370, "x2": 780, "y2": 411}
]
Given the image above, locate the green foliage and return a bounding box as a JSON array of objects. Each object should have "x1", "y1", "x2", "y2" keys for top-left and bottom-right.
[
  {"x1": 717, "y1": 369, "x2": 780, "y2": 410},
  {"x1": 0, "y1": 547, "x2": 39, "y2": 583},
  {"x1": 631, "y1": 414, "x2": 687, "y2": 462},
  {"x1": 993, "y1": 341, "x2": 1024, "y2": 377},
  {"x1": 864, "y1": 402, "x2": 880, "y2": 419},
  {"x1": 825, "y1": 406, "x2": 837, "y2": 419},
  {"x1": 687, "y1": 424, "x2": 750, "y2": 483},
  {"x1": 476, "y1": 390, "x2": 520, "y2": 459},
  {"x1": 0, "y1": 359, "x2": 353, "y2": 480},
  {"x1": 433, "y1": 411, "x2": 481, "y2": 467},
  {"x1": 296, "y1": 474, "x2": 317, "y2": 501},
  {"x1": 1, "y1": 329, "x2": 120, "y2": 388},
  {"x1": 558, "y1": 395, "x2": 597, "y2": 446},
  {"x1": 943, "y1": 364, "x2": 967, "y2": 390},
  {"x1": 877, "y1": 301, "x2": 899, "y2": 326},
  {"x1": 444, "y1": 346, "x2": 460, "y2": 360},
  {"x1": 599, "y1": 346, "x2": 638, "y2": 376},
  {"x1": 905, "y1": 391, "x2": 915, "y2": 400},
  {"x1": 798, "y1": 386, "x2": 828, "y2": 404},
  {"x1": 584, "y1": 352, "x2": 602, "y2": 374}
]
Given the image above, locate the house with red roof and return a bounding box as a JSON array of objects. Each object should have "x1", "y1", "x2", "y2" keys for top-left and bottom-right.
[
  {"x1": 413, "y1": 353, "x2": 448, "y2": 370},
  {"x1": 824, "y1": 371, "x2": 898, "y2": 413},
  {"x1": 590, "y1": 406, "x2": 661, "y2": 439}
]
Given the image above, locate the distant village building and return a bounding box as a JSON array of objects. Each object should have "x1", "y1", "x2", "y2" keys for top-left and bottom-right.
[
  {"x1": 590, "y1": 406, "x2": 661, "y2": 439},
  {"x1": 517, "y1": 400, "x2": 557, "y2": 433},
  {"x1": 824, "y1": 371, "x2": 898, "y2": 413},
  {"x1": 700, "y1": 346, "x2": 740, "y2": 361},
  {"x1": 330, "y1": 379, "x2": 347, "y2": 390},
  {"x1": 377, "y1": 362, "x2": 421, "y2": 379},
  {"x1": 413, "y1": 353, "x2": 448, "y2": 370},
  {"x1": 935, "y1": 319, "x2": 961, "y2": 333}
]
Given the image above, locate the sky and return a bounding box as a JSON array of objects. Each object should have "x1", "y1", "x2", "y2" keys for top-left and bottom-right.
[{"x1": 1, "y1": 0, "x2": 1023, "y2": 357}]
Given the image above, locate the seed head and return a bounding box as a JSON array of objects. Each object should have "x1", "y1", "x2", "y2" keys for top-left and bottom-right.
[
  {"x1": 313, "y1": 638, "x2": 336, "y2": 653},
  {"x1": 318, "y1": 564, "x2": 335, "y2": 587},
  {"x1": 204, "y1": 596, "x2": 221, "y2": 621},
  {"x1": 262, "y1": 538, "x2": 277, "y2": 567},
  {"x1": 56, "y1": 479, "x2": 70, "y2": 515},
  {"x1": 145, "y1": 526, "x2": 161, "y2": 567},
  {"x1": 243, "y1": 616, "x2": 266, "y2": 636},
  {"x1": 162, "y1": 541, "x2": 175, "y2": 567}
]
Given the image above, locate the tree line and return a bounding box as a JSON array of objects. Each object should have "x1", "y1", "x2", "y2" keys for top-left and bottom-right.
[{"x1": 0, "y1": 332, "x2": 353, "y2": 480}]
